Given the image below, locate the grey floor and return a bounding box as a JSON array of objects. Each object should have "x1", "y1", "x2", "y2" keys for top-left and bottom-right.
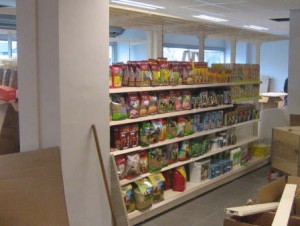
[{"x1": 137, "y1": 164, "x2": 271, "y2": 226}]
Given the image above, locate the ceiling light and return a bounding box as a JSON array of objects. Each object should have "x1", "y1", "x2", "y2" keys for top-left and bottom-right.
[
  {"x1": 193, "y1": 15, "x2": 228, "y2": 22},
  {"x1": 110, "y1": 0, "x2": 165, "y2": 10},
  {"x1": 243, "y1": 25, "x2": 269, "y2": 31}
]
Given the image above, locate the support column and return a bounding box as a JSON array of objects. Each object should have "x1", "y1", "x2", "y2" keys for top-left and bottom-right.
[
  {"x1": 17, "y1": 0, "x2": 110, "y2": 225},
  {"x1": 198, "y1": 31, "x2": 205, "y2": 62},
  {"x1": 230, "y1": 37, "x2": 237, "y2": 64},
  {"x1": 288, "y1": 9, "x2": 300, "y2": 114},
  {"x1": 255, "y1": 41, "x2": 261, "y2": 64},
  {"x1": 152, "y1": 25, "x2": 163, "y2": 58}
]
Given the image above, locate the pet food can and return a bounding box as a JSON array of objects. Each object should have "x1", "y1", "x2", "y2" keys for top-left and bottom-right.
[{"x1": 210, "y1": 138, "x2": 219, "y2": 150}]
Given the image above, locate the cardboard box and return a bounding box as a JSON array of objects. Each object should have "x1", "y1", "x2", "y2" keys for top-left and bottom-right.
[
  {"x1": 259, "y1": 92, "x2": 286, "y2": 110},
  {"x1": 224, "y1": 212, "x2": 300, "y2": 226},
  {"x1": 0, "y1": 85, "x2": 16, "y2": 102},
  {"x1": 0, "y1": 147, "x2": 69, "y2": 226}
]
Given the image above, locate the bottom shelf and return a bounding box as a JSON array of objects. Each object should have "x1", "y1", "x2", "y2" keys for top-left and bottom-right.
[{"x1": 129, "y1": 156, "x2": 270, "y2": 225}]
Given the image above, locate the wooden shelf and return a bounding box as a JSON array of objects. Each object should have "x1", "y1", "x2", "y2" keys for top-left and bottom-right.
[
  {"x1": 110, "y1": 104, "x2": 233, "y2": 126},
  {"x1": 231, "y1": 81, "x2": 261, "y2": 86},
  {"x1": 111, "y1": 119, "x2": 259, "y2": 156},
  {"x1": 119, "y1": 136, "x2": 259, "y2": 186},
  {"x1": 109, "y1": 83, "x2": 234, "y2": 94},
  {"x1": 128, "y1": 156, "x2": 270, "y2": 225}
]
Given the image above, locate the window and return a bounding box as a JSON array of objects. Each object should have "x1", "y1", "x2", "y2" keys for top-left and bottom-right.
[{"x1": 204, "y1": 49, "x2": 225, "y2": 66}]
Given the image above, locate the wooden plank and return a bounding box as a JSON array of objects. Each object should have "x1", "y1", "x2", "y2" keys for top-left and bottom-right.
[
  {"x1": 225, "y1": 202, "x2": 279, "y2": 216},
  {"x1": 272, "y1": 184, "x2": 297, "y2": 226}
]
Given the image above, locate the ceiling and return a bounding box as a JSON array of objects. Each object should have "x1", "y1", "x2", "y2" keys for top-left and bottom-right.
[{"x1": 110, "y1": 0, "x2": 300, "y2": 39}]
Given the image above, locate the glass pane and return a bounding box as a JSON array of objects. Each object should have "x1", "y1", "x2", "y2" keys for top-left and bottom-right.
[
  {"x1": 0, "y1": 40, "x2": 9, "y2": 59},
  {"x1": 12, "y1": 41, "x2": 17, "y2": 59},
  {"x1": 204, "y1": 49, "x2": 225, "y2": 67},
  {"x1": 163, "y1": 47, "x2": 198, "y2": 61}
]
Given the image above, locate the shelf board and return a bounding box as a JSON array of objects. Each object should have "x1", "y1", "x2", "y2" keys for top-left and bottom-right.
[
  {"x1": 232, "y1": 96, "x2": 260, "y2": 103},
  {"x1": 110, "y1": 104, "x2": 233, "y2": 126},
  {"x1": 119, "y1": 136, "x2": 259, "y2": 186},
  {"x1": 109, "y1": 83, "x2": 234, "y2": 94},
  {"x1": 128, "y1": 156, "x2": 270, "y2": 225},
  {"x1": 111, "y1": 119, "x2": 259, "y2": 156},
  {"x1": 231, "y1": 81, "x2": 261, "y2": 86}
]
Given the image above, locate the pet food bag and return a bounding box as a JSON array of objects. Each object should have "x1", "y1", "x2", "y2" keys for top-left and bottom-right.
[
  {"x1": 134, "y1": 178, "x2": 153, "y2": 210},
  {"x1": 148, "y1": 173, "x2": 165, "y2": 203},
  {"x1": 121, "y1": 184, "x2": 135, "y2": 213},
  {"x1": 125, "y1": 153, "x2": 141, "y2": 179}
]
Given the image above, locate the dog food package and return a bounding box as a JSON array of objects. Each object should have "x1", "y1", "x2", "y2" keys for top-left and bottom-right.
[
  {"x1": 133, "y1": 178, "x2": 153, "y2": 210},
  {"x1": 148, "y1": 147, "x2": 165, "y2": 173},
  {"x1": 127, "y1": 62, "x2": 136, "y2": 87},
  {"x1": 148, "y1": 173, "x2": 165, "y2": 203},
  {"x1": 148, "y1": 92, "x2": 158, "y2": 115},
  {"x1": 166, "y1": 117, "x2": 177, "y2": 139},
  {"x1": 115, "y1": 155, "x2": 126, "y2": 180},
  {"x1": 158, "y1": 91, "x2": 169, "y2": 114},
  {"x1": 121, "y1": 64, "x2": 130, "y2": 87},
  {"x1": 175, "y1": 90, "x2": 183, "y2": 111},
  {"x1": 177, "y1": 116, "x2": 186, "y2": 137},
  {"x1": 182, "y1": 62, "x2": 194, "y2": 85},
  {"x1": 182, "y1": 91, "x2": 192, "y2": 110},
  {"x1": 178, "y1": 140, "x2": 191, "y2": 161},
  {"x1": 172, "y1": 166, "x2": 187, "y2": 192},
  {"x1": 162, "y1": 170, "x2": 173, "y2": 190},
  {"x1": 110, "y1": 65, "x2": 123, "y2": 88},
  {"x1": 149, "y1": 60, "x2": 161, "y2": 86},
  {"x1": 166, "y1": 143, "x2": 178, "y2": 164},
  {"x1": 139, "y1": 122, "x2": 151, "y2": 147},
  {"x1": 121, "y1": 184, "x2": 135, "y2": 213},
  {"x1": 139, "y1": 92, "x2": 150, "y2": 117},
  {"x1": 157, "y1": 58, "x2": 170, "y2": 85},
  {"x1": 184, "y1": 116, "x2": 194, "y2": 136},
  {"x1": 113, "y1": 126, "x2": 130, "y2": 150},
  {"x1": 139, "y1": 151, "x2": 148, "y2": 174},
  {"x1": 127, "y1": 93, "x2": 140, "y2": 119},
  {"x1": 150, "y1": 119, "x2": 162, "y2": 144},
  {"x1": 136, "y1": 62, "x2": 151, "y2": 87},
  {"x1": 193, "y1": 114, "x2": 201, "y2": 133},
  {"x1": 129, "y1": 124, "x2": 139, "y2": 148},
  {"x1": 125, "y1": 153, "x2": 141, "y2": 179},
  {"x1": 168, "y1": 90, "x2": 176, "y2": 112},
  {"x1": 169, "y1": 62, "x2": 181, "y2": 86},
  {"x1": 190, "y1": 138, "x2": 201, "y2": 157},
  {"x1": 159, "y1": 119, "x2": 167, "y2": 141},
  {"x1": 111, "y1": 94, "x2": 128, "y2": 121}
]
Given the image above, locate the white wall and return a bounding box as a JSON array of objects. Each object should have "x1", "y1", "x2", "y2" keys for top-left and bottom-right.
[
  {"x1": 260, "y1": 40, "x2": 289, "y2": 92},
  {"x1": 236, "y1": 42, "x2": 247, "y2": 63}
]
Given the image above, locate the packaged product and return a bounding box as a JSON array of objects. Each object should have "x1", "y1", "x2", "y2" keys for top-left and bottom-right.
[
  {"x1": 166, "y1": 117, "x2": 177, "y2": 139},
  {"x1": 113, "y1": 126, "x2": 130, "y2": 150},
  {"x1": 181, "y1": 63, "x2": 194, "y2": 85},
  {"x1": 200, "y1": 91, "x2": 209, "y2": 108},
  {"x1": 115, "y1": 155, "x2": 126, "y2": 180},
  {"x1": 149, "y1": 60, "x2": 161, "y2": 86},
  {"x1": 217, "y1": 111, "x2": 223, "y2": 128},
  {"x1": 148, "y1": 92, "x2": 158, "y2": 115},
  {"x1": 190, "y1": 159, "x2": 210, "y2": 183},
  {"x1": 209, "y1": 163, "x2": 221, "y2": 179},
  {"x1": 121, "y1": 184, "x2": 135, "y2": 213},
  {"x1": 159, "y1": 119, "x2": 167, "y2": 141},
  {"x1": 172, "y1": 166, "x2": 187, "y2": 192},
  {"x1": 157, "y1": 58, "x2": 170, "y2": 85},
  {"x1": 191, "y1": 93, "x2": 200, "y2": 109},
  {"x1": 193, "y1": 114, "x2": 201, "y2": 133},
  {"x1": 178, "y1": 140, "x2": 191, "y2": 161},
  {"x1": 133, "y1": 179, "x2": 153, "y2": 210},
  {"x1": 122, "y1": 64, "x2": 130, "y2": 87},
  {"x1": 139, "y1": 92, "x2": 150, "y2": 117},
  {"x1": 148, "y1": 173, "x2": 165, "y2": 203},
  {"x1": 210, "y1": 112, "x2": 217, "y2": 129},
  {"x1": 148, "y1": 147, "x2": 165, "y2": 173},
  {"x1": 184, "y1": 116, "x2": 194, "y2": 136},
  {"x1": 175, "y1": 91, "x2": 183, "y2": 111},
  {"x1": 127, "y1": 92, "x2": 140, "y2": 119},
  {"x1": 203, "y1": 113, "x2": 211, "y2": 130},
  {"x1": 162, "y1": 170, "x2": 173, "y2": 190},
  {"x1": 139, "y1": 151, "x2": 148, "y2": 174},
  {"x1": 202, "y1": 136, "x2": 210, "y2": 153},
  {"x1": 166, "y1": 143, "x2": 178, "y2": 164},
  {"x1": 168, "y1": 90, "x2": 176, "y2": 112},
  {"x1": 158, "y1": 91, "x2": 169, "y2": 114},
  {"x1": 190, "y1": 138, "x2": 201, "y2": 157},
  {"x1": 110, "y1": 65, "x2": 123, "y2": 88},
  {"x1": 176, "y1": 116, "x2": 186, "y2": 137},
  {"x1": 182, "y1": 90, "x2": 192, "y2": 110},
  {"x1": 127, "y1": 63, "x2": 136, "y2": 87},
  {"x1": 150, "y1": 120, "x2": 162, "y2": 144},
  {"x1": 139, "y1": 122, "x2": 151, "y2": 147},
  {"x1": 109, "y1": 67, "x2": 112, "y2": 88},
  {"x1": 129, "y1": 124, "x2": 139, "y2": 148},
  {"x1": 169, "y1": 62, "x2": 181, "y2": 86},
  {"x1": 136, "y1": 62, "x2": 151, "y2": 87},
  {"x1": 111, "y1": 94, "x2": 128, "y2": 121},
  {"x1": 125, "y1": 153, "x2": 141, "y2": 179}
]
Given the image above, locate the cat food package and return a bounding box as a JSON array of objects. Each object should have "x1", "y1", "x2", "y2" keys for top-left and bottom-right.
[
  {"x1": 193, "y1": 114, "x2": 201, "y2": 133},
  {"x1": 166, "y1": 143, "x2": 178, "y2": 164},
  {"x1": 159, "y1": 119, "x2": 167, "y2": 141},
  {"x1": 139, "y1": 122, "x2": 151, "y2": 147},
  {"x1": 178, "y1": 140, "x2": 191, "y2": 161},
  {"x1": 190, "y1": 138, "x2": 201, "y2": 157},
  {"x1": 115, "y1": 155, "x2": 126, "y2": 180},
  {"x1": 129, "y1": 124, "x2": 139, "y2": 148},
  {"x1": 113, "y1": 126, "x2": 130, "y2": 150},
  {"x1": 133, "y1": 178, "x2": 153, "y2": 210},
  {"x1": 162, "y1": 170, "x2": 173, "y2": 190},
  {"x1": 158, "y1": 91, "x2": 169, "y2": 114},
  {"x1": 122, "y1": 184, "x2": 135, "y2": 213},
  {"x1": 125, "y1": 153, "x2": 141, "y2": 179},
  {"x1": 169, "y1": 62, "x2": 181, "y2": 86},
  {"x1": 182, "y1": 62, "x2": 194, "y2": 85},
  {"x1": 139, "y1": 92, "x2": 150, "y2": 117},
  {"x1": 148, "y1": 147, "x2": 165, "y2": 173},
  {"x1": 149, "y1": 60, "x2": 161, "y2": 86},
  {"x1": 177, "y1": 116, "x2": 186, "y2": 137},
  {"x1": 110, "y1": 65, "x2": 123, "y2": 88},
  {"x1": 136, "y1": 62, "x2": 151, "y2": 87},
  {"x1": 166, "y1": 117, "x2": 177, "y2": 139},
  {"x1": 182, "y1": 91, "x2": 192, "y2": 110},
  {"x1": 127, "y1": 92, "x2": 140, "y2": 119},
  {"x1": 175, "y1": 91, "x2": 183, "y2": 111},
  {"x1": 168, "y1": 90, "x2": 176, "y2": 112},
  {"x1": 148, "y1": 173, "x2": 165, "y2": 203},
  {"x1": 184, "y1": 116, "x2": 194, "y2": 136},
  {"x1": 111, "y1": 94, "x2": 128, "y2": 121},
  {"x1": 149, "y1": 92, "x2": 158, "y2": 115},
  {"x1": 139, "y1": 151, "x2": 148, "y2": 174},
  {"x1": 157, "y1": 58, "x2": 170, "y2": 85},
  {"x1": 150, "y1": 119, "x2": 162, "y2": 144}
]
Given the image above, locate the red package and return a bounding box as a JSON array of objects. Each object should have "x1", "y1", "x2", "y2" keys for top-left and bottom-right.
[
  {"x1": 139, "y1": 92, "x2": 150, "y2": 117},
  {"x1": 127, "y1": 93, "x2": 140, "y2": 119},
  {"x1": 175, "y1": 91, "x2": 183, "y2": 111},
  {"x1": 114, "y1": 126, "x2": 130, "y2": 150},
  {"x1": 163, "y1": 170, "x2": 173, "y2": 190},
  {"x1": 129, "y1": 124, "x2": 139, "y2": 148},
  {"x1": 172, "y1": 168, "x2": 186, "y2": 192},
  {"x1": 0, "y1": 85, "x2": 16, "y2": 102},
  {"x1": 139, "y1": 151, "x2": 148, "y2": 174},
  {"x1": 111, "y1": 65, "x2": 123, "y2": 88},
  {"x1": 115, "y1": 155, "x2": 126, "y2": 180}
]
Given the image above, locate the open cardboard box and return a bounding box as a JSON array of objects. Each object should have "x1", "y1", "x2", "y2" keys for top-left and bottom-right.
[
  {"x1": 259, "y1": 92, "x2": 286, "y2": 110},
  {"x1": 0, "y1": 147, "x2": 69, "y2": 226}
]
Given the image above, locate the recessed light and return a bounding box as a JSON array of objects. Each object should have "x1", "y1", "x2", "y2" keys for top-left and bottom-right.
[
  {"x1": 110, "y1": 0, "x2": 165, "y2": 10},
  {"x1": 243, "y1": 25, "x2": 269, "y2": 31},
  {"x1": 193, "y1": 15, "x2": 228, "y2": 22}
]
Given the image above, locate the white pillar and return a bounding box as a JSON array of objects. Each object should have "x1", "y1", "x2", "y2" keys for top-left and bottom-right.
[
  {"x1": 288, "y1": 9, "x2": 300, "y2": 114},
  {"x1": 152, "y1": 25, "x2": 163, "y2": 58},
  {"x1": 255, "y1": 41, "x2": 261, "y2": 64},
  {"x1": 198, "y1": 31, "x2": 205, "y2": 62},
  {"x1": 147, "y1": 30, "x2": 154, "y2": 59},
  {"x1": 230, "y1": 37, "x2": 237, "y2": 64},
  {"x1": 17, "y1": 0, "x2": 110, "y2": 226}
]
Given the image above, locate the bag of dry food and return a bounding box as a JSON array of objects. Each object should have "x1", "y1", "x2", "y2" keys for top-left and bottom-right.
[
  {"x1": 111, "y1": 94, "x2": 128, "y2": 120},
  {"x1": 139, "y1": 151, "x2": 148, "y2": 174},
  {"x1": 125, "y1": 153, "x2": 141, "y2": 179},
  {"x1": 139, "y1": 122, "x2": 151, "y2": 147},
  {"x1": 168, "y1": 90, "x2": 176, "y2": 112},
  {"x1": 178, "y1": 140, "x2": 191, "y2": 161},
  {"x1": 121, "y1": 184, "x2": 135, "y2": 213},
  {"x1": 149, "y1": 60, "x2": 161, "y2": 86},
  {"x1": 166, "y1": 117, "x2": 177, "y2": 139},
  {"x1": 175, "y1": 90, "x2": 183, "y2": 111},
  {"x1": 139, "y1": 92, "x2": 150, "y2": 117},
  {"x1": 129, "y1": 124, "x2": 139, "y2": 148},
  {"x1": 133, "y1": 178, "x2": 153, "y2": 210},
  {"x1": 177, "y1": 116, "x2": 186, "y2": 137},
  {"x1": 182, "y1": 90, "x2": 192, "y2": 110},
  {"x1": 115, "y1": 155, "x2": 126, "y2": 180},
  {"x1": 157, "y1": 59, "x2": 170, "y2": 85},
  {"x1": 113, "y1": 126, "x2": 130, "y2": 150},
  {"x1": 158, "y1": 91, "x2": 169, "y2": 114},
  {"x1": 136, "y1": 62, "x2": 151, "y2": 87},
  {"x1": 182, "y1": 62, "x2": 194, "y2": 85},
  {"x1": 184, "y1": 116, "x2": 194, "y2": 136},
  {"x1": 190, "y1": 138, "x2": 201, "y2": 157},
  {"x1": 127, "y1": 92, "x2": 140, "y2": 119},
  {"x1": 166, "y1": 143, "x2": 178, "y2": 164},
  {"x1": 111, "y1": 65, "x2": 123, "y2": 88},
  {"x1": 163, "y1": 170, "x2": 173, "y2": 190},
  {"x1": 127, "y1": 62, "x2": 136, "y2": 87},
  {"x1": 148, "y1": 147, "x2": 164, "y2": 173},
  {"x1": 169, "y1": 62, "x2": 181, "y2": 86},
  {"x1": 159, "y1": 119, "x2": 167, "y2": 141},
  {"x1": 148, "y1": 173, "x2": 165, "y2": 203},
  {"x1": 149, "y1": 92, "x2": 158, "y2": 115},
  {"x1": 150, "y1": 119, "x2": 162, "y2": 144}
]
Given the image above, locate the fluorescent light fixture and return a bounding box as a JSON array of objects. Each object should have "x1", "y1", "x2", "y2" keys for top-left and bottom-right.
[
  {"x1": 111, "y1": 0, "x2": 165, "y2": 10},
  {"x1": 243, "y1": 25, "x2": 269, "y2": 31},
  {"x1": 193, "y1": 15, "x2": 228, "y2": 22}
]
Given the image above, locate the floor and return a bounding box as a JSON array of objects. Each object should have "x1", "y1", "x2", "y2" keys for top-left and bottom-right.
[{"x1": 137, "y1": 164, "x2": 271, "y2": 226}]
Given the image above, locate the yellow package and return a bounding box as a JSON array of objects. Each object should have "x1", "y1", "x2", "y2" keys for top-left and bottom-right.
[{"x1": 148, "y1": 173, "x2": 165, "y2": 203}]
